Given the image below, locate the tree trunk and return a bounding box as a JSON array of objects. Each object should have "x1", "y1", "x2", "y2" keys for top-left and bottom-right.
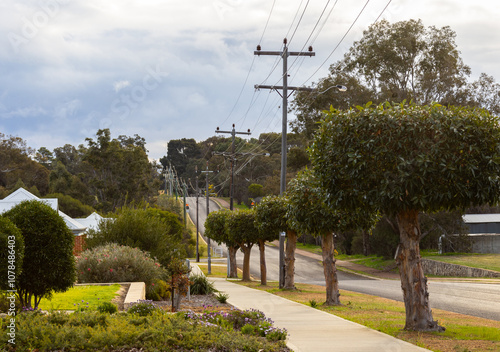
[
  {"x1": 396, "y1": 209, "x2": 445, "y2": 332},
  {"x1": 241, "y1": 245, "x2": 252, "y2": 282},
  {"x1": 228, "y1": 245, "x2": 238, "y2": 278},
  {"x1": 284, "y1": 230, "x2": 297, "y2": 289},
  {"x1": 258, "y1": 240, "x2": 267, "y2": 286},
  {"x1": 362, "y1": 230, "x2": 371, "y2": 256},
  {"x1": 322, "y1": 232, "x2": 341, "y2": 305}
]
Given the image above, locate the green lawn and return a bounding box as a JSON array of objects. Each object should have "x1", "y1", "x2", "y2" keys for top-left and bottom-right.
[
  {"x1": 423, "y1": 253, "x2": 500, "y2": 272},
  {"x1": 38, "y1": 284, "x2": 121, "y2": 311}
]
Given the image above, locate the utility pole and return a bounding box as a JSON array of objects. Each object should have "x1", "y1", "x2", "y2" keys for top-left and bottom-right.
[
  {"x1": 201, "y1": 161, "x2": 213, "y2": 274},
  {"x1": 215, "y1": 124, "x2": 251, "y2": 211},
  {"x1": 182, "y1": 180, "x2": 187, "y2": 228},
  {"x1": 195, "y1": 165, "x2": 200, "y2": 262},
  {"x1": 254, "y1": 38, "x2": 315, "y2": 289}
]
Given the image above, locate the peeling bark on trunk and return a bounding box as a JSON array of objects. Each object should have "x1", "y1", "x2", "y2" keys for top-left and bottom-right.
[
  {"x1": 228, "y1": 245, "x2": 238, "y2": 278},
  {"x1": 322, "y1": 232, "x2": 341, "y2": 305},
  {"x1": 396, "y1": 209, "x2": 445, "y2": 332},
  {"x1": 258, "y1": 240, "x2": 267, "y2": 286},
  {"x1": 284, "y1": 230, "x2": 297, "y2": 289},
  {"x1": 241, "y1": 245, "x2": 252, "y2": 282}
]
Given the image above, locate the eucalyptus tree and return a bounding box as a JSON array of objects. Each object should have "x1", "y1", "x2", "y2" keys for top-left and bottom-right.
[
  {"x1": 253, "y1": 196, "x2": 286, "y2": 286},
  {"x1": 291, "y1": 19, "x2": 499, "y2": 140},
  {"x1": 205, "y1": 209, "x2": 238, "y2": 278},
  {"x1": 287, "y1": 169, "x2": 378, "y2": 305},
  {"x1": 226, "y1": 210, "x2": 260, "y2": 282},
  {"x1": 310, "y1": 102, "x2": 500, "y2": 331}
]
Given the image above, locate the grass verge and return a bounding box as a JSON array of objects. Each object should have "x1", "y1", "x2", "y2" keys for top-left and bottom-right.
[
  {"x1": 238, "y1": 281, "x2": 500, "y2": 352},
  {"x1": 38, "y1": 284, "x2": 121, "y2": 311},
  {"x1": 422, "y1": 253, "x2": 500, "y2": 272}
]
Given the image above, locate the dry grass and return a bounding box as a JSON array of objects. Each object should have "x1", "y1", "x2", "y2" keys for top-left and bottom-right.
[{"x1": 239, "y1": 281, "x2": 500, "y2": 352}]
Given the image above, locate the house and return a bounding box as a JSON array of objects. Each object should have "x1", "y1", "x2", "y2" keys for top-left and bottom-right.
[
  {"x1": 462, "y1": 214, "x2": 500, "y2": 254},
  {"x1": 0, "y1": 188, "x2": 104, "y2": 254}
]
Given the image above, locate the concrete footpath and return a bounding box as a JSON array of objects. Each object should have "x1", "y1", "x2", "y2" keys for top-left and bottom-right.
[{"x1": 210, "y1": 278, "x2": 430, "y2": 352}]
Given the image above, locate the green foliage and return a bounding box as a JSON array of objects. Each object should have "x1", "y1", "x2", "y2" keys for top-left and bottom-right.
[
  {"x1": 76, "y1": 244, "x2": 166, "y2": 287},
  {"x1": 227, "y1": 210, "x2": 260, "y2": 247},
  {"x1": 254, "y1": 195, "x2": 289, "y2": 240},
  {"x1": 97, "y1": 301, "x2": 118, "y2": 314},
  {"x1": 146, "y1": 279, "x2": 171, "y2": 301},
  {"x1": 205, "y1": 209, "x2": 235, "y2": 247},
  {"x1": 248, "y1": 183, "x2": 264, "y2": 198},
  {"x1": 127, "y1": 300, "x2": 161, "y2": 316},
  {"x1": 0, "y1": 216, "x2": 24, "y2": 291},
  {"x1": 215, "y1": 292, "x2": 229, "y2": 303},
  {"x1": 83, "y1": 129, "x2": 160, "y2": 212},
  {"x1": 189, "y1": 274, "x2": 217, "y2": 295},
  {"x1": 309, "y1": 299, "x2": 318, "y2": 308},
  {"x1": 311, "y1": 102, "x2": 500, "y2": 216},
  {"x1": 85, "y1": 204, "x2": 184, "y2": 266},
  {"x1": 1, "y1": 308, "x2": 287, "y2": 352},
  {"x1": 44, "y1": 192, "x2": 95, "y2": 218},
  {"x1": 3, "y1": 200, "x2": 76, "y2": 308}
]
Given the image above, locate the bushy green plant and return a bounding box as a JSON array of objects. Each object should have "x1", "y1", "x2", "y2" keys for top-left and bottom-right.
[
  {"x1": 85, "y1": 204, "x2": 184, "y2": 267},
  {"x1": 309, "y1": 299, "x2": 318, "y2": 308},
  {"x1": 215, "y1": 292, "x2": 229, "y2": 303},
  {"x1": 145, "y1": 279, "x2": 170, "y2": 301},
  {"x1": 76, "y1": 243, "x2": 166, "y2": 287},
  {"x1": 3, "y1": 200, "x2": 76, "y2": 308},
  {"x1": 189, "y1": 274, "x2": 216, "y2": 295},
  {"x1": 0, "y1": 307, "x2": 288, "y2": 351},
  {"x1": 97, "y1": 302, "x2": 118, "y2": 314},
  {"x1": 0, "y1": 216, "x2": 24, "y2": 291},
  {"x1": 127, "y1": 300, "x2": 160, "y2": 316}
]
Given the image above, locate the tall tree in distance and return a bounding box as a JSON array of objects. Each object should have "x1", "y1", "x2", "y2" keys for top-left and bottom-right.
[
  {"x1": 310, "y1": 102, "x2": 500, "y2": 331},
  {"x1": 292, "y1": 19, "x2": 499, "y2": 140}
]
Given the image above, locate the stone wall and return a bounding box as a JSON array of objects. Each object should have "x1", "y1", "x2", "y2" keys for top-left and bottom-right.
[{"x1": 421, "y1": 259, "x2": 500, "y2": 278}]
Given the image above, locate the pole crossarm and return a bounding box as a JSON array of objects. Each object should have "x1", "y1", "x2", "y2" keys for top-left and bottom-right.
[{"x1": 254, "y1": 50, "x2": 315, "y2": 57}]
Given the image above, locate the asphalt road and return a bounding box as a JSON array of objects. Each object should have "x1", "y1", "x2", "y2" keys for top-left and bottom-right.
[{"x1": 188, "y1": 197, "x2": 500, "y2": 322}]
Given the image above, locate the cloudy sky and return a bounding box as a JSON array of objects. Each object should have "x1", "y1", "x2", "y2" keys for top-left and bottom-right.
[{"x1": 1, "y1": 0, "x2": 499, "y2": 160}]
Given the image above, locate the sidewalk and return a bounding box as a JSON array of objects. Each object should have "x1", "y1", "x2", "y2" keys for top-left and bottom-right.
[{"x1": 210, "y1": 277, "x2": 431, "y2": 352}]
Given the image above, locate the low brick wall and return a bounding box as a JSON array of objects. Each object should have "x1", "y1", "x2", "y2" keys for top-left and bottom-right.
[{"x1": 421, "y1": 259, "x2": 500, "y2": 278}]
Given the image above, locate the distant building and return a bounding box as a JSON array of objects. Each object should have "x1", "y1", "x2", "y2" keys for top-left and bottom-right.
[
  {"x1": 462, "y1": 214, "x2": 500, "y2": 254},
  {"x1": 0, "y1": 188, "x2": 105, "y2": 254}
]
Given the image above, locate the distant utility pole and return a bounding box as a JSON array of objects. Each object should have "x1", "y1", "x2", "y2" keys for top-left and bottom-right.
[
  {"x1": 195, "y1": 166, "x2": 200, "y2": 262},
  {"x1": 254, "y1": 38, "x2": 315, "y2": 289},
  {"x1": 215, "y1": 124, "x2": 251, "y2": 211},
  {"x1": 201, "y1": 161, "x2": 213, "y2": 274}
]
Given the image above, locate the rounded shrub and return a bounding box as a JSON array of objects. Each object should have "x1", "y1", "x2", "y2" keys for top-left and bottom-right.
[
  {"x1": 127, "y1": 300, "x2": 160, "y2": 316},
  {"x1": 3, "y1": 200, "x2": 76, "y2": 309},
  {"x1": 76, "y1": 244, "x2": 166, "y2": 287},
  {"x1": 146, "y1": 279, "x2": 170, "y2": 301},
  {"x1": 0, "y1": 216, "x2": 24, "y2": 291},
  {"x1": 97, "y1": 302, "x2": 118, "y2": 314}
]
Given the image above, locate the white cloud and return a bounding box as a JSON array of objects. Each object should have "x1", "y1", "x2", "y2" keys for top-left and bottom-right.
[
  {"x1": 113, "y1": 80, "x2": 130, "y2": 92},
  {"x1": 0, "y1": 0, "x2": 498, "y2": 160}
]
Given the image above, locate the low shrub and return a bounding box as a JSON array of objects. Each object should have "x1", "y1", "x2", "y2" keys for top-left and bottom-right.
[
  {"x1": 145, "y1": 279, "x2": 170, "y2": 301},
  {"x1": 0, "y1": 307, "x2": 288, "y2": 351},
  {"x1": 97, "y1": 302, "x2": 118, "y2": 314},
  {"x1": 189, "y1": 274, "x2": 216, "y2": 295},
  {"x1": 127, "y1": 300, "x2": 160, "y2": 316},
  {"x1": 215, "y1": 292, "x2": 229, "y2": 303},
  {"x1": 76, "y1": 244, "x2": 166, "y2": 287}
]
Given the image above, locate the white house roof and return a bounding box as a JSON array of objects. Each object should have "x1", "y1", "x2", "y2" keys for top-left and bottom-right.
[
  {"x1": 0, "y1": 188, "x2": 58, "y2": 213},
  {"x1": 75, "y1": 212, "x2": 104, "y2": 231},
  {"x1": 463, "y1": 214, "x2": 500, "y2": 224},
  {"x1": 0, "y1": 188, "x2": 87, "y2": 234}
]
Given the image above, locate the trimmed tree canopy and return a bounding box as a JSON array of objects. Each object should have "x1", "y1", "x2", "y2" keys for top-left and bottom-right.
[
  {"x1": 311, "y1": 102, "x2": 500, "y2": 215},
  {"x1": 3, "y1": 200, "x2": 76, "y2": 308},
  {"x1": 0, "y1": 216, "x2": 24, "y2": 291}
]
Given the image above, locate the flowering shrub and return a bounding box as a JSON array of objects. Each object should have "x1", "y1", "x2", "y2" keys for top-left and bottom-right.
[
  {"x1": 76, "y1": 244, "x2": 166, "y2": 286},
  {"x1": 183, "y1": 308, "x2": 288, "y2": 341}
]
